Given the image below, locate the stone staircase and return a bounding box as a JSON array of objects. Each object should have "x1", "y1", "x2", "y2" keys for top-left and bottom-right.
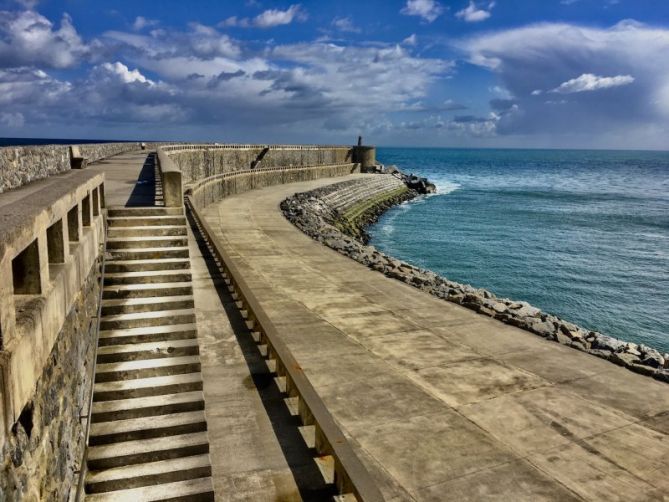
[{"x1": 84, "y1": 206, "x2": 214, "y2": 501}]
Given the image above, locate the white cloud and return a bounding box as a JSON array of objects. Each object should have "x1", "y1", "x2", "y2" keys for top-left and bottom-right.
[
  {"x1": 459, "y1": 21, "x2": 669, "y2": 146},
  {"x1": 331, "y1": 17, "x2": 360, "y2": 33},
  {"x1": 403, "y1": 34, "x2": 417, "y2": 46},
  {"x1": 0, "y1": 10, "x2": 88, "y2": 68},
  {"x1": 400, "y1": 0, "x2": 444, "y2": 23},
  {"x1": 222, "y1": 4, "x2": 307, "y2": 29},
  {"x1": 456, "y1": 1, "x2": 495, "y2": 22},
  {"x1": 551, "y1": 73, "x2": 634, "y2": 94},
  {"x1": 132, "y1": 16, "x2": 159, "y2": 31},
  {"x1": 97, "y1": 62, "x2": 154, "y2": 85}
]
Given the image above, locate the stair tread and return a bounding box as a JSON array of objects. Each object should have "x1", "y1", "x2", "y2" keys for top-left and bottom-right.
[
  {"x1": 106, "y1": 258, "x2": 190, "y2": 265},
  {"x1": 105, "y1": 270, "x2": 191, "y2": 279},
  {"x1": 90, "y1": 410, "x2": 206, "y2": 439},
  {"x1": 86, "y1": 454, "x2": 211, "y2": 485},
  {"x1": 96, "y1": 355, "x2": 200, "y2": 374},
  {"x1": 88, "y1": 431, "x2": 209, "y2": 461},
  {"x1": 99, "y1": 324, "x2": 197, "y2": 339},
  {"x1": 108, "y1": 236, "x2": 187, "y2": 242},
  {"x1": 109, "y1": 225, "x2": 187, "y2": 231},
  {"x1": 97, "y1": 339, "x2": 199, "y2": 356},
  {"x1": 95, "y1": 373, "x2": 202, "y2": 394},
  {"x1": 101, "y1": 309, "x2": 195, "y2": 323},
  {"x1": 85, "y1": 476, "x2": 213, "y2": 501},
  {"x1": 102, "y1": 295, "x2": 194, "y2": 307},
  {"x1": 104, "y1": 283, "x2": 193, "y2": 294},
  {"x1": 107, "y1": 246, "x2": 189, "y2": 253},
  {"x1": 92, "y1": 391, "x2": 204, "y2": 415},
  {"x1": 107, "y1": 215, "x2": 185, "y2": 221}
]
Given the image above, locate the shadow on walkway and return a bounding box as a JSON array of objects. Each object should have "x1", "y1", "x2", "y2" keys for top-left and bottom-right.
[
  {"x1": 187, "y1": 209, "x2": 337, "y2": 501},
  {"x1": 125, "y1": 154, "x2": 157, "y2": 207}
]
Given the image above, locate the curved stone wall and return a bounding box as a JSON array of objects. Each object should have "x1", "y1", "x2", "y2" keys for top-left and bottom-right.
[
  {"x1": 281, "y1": 176, "x2": 669, "y2": 383},
  {"x1": 165, "y1": 144, "x2": 355, "y2": 185}
]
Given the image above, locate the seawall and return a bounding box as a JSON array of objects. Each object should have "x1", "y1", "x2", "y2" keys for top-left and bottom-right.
[{"x1": 281, "y1": 176, "x2": 669, "y2": 383}]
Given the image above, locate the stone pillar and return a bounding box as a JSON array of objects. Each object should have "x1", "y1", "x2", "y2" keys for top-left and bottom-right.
[{"x1": 353, "y1": 146, "x2": 376, "y2": 172}]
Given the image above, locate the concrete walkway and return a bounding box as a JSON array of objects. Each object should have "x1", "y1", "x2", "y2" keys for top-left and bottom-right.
[
  {"x1": 89, "y1": 151, "x2": 157, "y2": 207},
  {"x1": 201, "y1": 175, "x2": 669, "y2": 502}
]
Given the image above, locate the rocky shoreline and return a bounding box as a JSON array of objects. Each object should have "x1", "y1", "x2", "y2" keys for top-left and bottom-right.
[{"x1": 281, "y1": 177, "x2": 669, "y2": 383}]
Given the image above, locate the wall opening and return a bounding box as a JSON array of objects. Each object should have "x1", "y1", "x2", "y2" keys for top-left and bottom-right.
[
  {"x1": 46, "y1": 219, "x2": 65, "y2": 264},
  {"x1": 82, "y1": 194, "x2": 91, "y2": 227},
  {"x1": 67, "y1": 205, "x2": 79, "y2": 242},
  {"x1": 92, "y1": 187, "x2": 100, "y2": 217},
  {"x1": 12, "y1": 239, "x2": 41, "y2": 295}
]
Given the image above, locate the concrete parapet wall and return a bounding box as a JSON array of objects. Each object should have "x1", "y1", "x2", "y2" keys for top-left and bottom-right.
[
  {"x1": 189, "y1": 163, "x2": 360, "y2": 210},
  {"x1": 0, "y1": 142, "x2": 139, "y2": 193},
  {"x1": 0, "y1": 170, "x2": 105, "y2": 441},
  {"x1": 164, "y1": 144, "x2": 355, "y2": 185}
]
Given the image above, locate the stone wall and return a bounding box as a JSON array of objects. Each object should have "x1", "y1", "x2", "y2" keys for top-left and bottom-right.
[
  {"x1": 167, "y1": 146, "x2": 354, "y2": 185},
  {"x1": 0, "y1": 142, "x2": 140, "y2": 193},
  {"x1": 281, "y1": 176, "x2": 669, "y2": 383},
  {"x1": 189, "y1": 163, "x2": 360, "y2": 210},
  {"x1": 0, "y1": 262, "x2": 98, "y2": 501}
]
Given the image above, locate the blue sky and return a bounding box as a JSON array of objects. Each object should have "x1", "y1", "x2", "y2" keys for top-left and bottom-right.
[{"x1": 1, "y1": 0, "x2": 668, "y2": 148}]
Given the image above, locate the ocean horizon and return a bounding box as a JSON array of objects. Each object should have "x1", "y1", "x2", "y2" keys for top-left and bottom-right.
[{"x1": 371, "y1": 147, "x2": 669, "y2": 353}]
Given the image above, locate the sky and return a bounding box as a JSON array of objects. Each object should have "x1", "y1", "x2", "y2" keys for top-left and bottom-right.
[{"x1": 0, "y1": 0, "x2": 668, "y2": 149}]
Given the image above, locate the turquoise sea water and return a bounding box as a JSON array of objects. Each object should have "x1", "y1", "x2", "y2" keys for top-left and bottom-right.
[{"x1": 370, "y1": 148, "x2": 669, "y2": 353}]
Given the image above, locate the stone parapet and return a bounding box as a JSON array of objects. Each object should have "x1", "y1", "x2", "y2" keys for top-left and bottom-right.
[
  {"x1": 0, "y1": 170, "x2": 105, "y2": 441},
  {"x1": 0, "y1": 142, "x2": 139, "y2": 193},
  {"x1": 162, "y1": 144, "x2": 356, "y2": 185}
]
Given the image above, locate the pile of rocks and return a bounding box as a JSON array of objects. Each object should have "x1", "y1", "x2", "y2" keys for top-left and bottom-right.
[{"x1": 281, "y1": 178, "x2": 669, "y2": 383}]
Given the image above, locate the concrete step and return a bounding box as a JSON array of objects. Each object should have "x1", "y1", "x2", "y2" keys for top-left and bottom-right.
[
  {"x1": 95, "y1": 356, "x2": 202, "y2": 383},
  {"x1": 97, "y1": 339, "x2": 200, "y2": 363},
  {"x1": 107, "y1": 236, "x2": 188, "y2": 250},
  {"x1": 107, "y1": 246, "x2": 190, "y2": 260},
  {"x1": 85, "y1": 476, "x2": 214, "y2": 501},
  {"x1": 107, "y1": 215, "x2": 186, "y2": 227},
  {"x1": 108, "y1": 225, "x2": 187, "y2": 238},
  {"x1": 104, "y1": 270, "x2": 192, "y2": 286},
  {"x1": 105, "y1": 258, "x2": 190, "y2": 273},
  {"x1": 87, "y1": 432, "x2": 210, "y2": 470},
  {"x1": 98, "y1": 324, "x2": 198, "y2": 347},
  {"x1": 102, "y1": 296, "x2": 195, "y2": 315},
  {"x1": 85, "y1": 455, "x2": 212, "y2": 494},
  {"x1": 94, "y1": 373, "x2": 203, "y2": 401},
  {"x1": 103, "y1": 282, "x2": 193, "y2": 300},
  {"x1": 107, "y1": 207, "x2": 184, "y2": 217},
  {"x1": 89, "y1": 410, "x2": 207, "y2": 445},
  {"x1": 100, "y1": 309, "x2": 196, "y2": 331},
  {"x1": 91, "y1": 391, "x2": 205, "y2": 422}
]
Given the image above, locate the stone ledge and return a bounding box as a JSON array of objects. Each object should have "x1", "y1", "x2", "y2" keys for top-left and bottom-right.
[{"x1": 281, "y1": 177, "x2": 669, "y2": 384}]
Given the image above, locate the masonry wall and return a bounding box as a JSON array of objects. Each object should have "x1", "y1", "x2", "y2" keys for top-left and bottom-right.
[
  {"x1": 0, "y1": 263, "x2": 98, "y2": 501},
  {"x1": 168, "y1": 147, "x2": 354, "y2": 185},
  {"x1": 0, "y1": 143, "x2": 140, "y2": 193}
]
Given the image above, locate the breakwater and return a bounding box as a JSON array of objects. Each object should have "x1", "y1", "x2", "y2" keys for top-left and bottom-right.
[{"x1": 281, "y1": 175, "x2": 669, "y2": 383}]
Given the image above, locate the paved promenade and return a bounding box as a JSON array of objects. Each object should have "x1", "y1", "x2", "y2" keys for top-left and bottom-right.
[
  {"x1": 89, "y1": 151, "x2": 157, "y2": 206},
  {"x1": 200, "y1": 175, "x2": 669, "y2": 501}
]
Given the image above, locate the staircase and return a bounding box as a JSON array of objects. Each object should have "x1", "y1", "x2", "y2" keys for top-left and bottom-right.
[{"x1": 84, "y1": 206, "x2": 214, "y2": 501}]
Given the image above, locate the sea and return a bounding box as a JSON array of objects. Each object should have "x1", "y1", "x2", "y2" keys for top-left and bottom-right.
[{"x1": 370, "y1": 148, "x2": 669, "y2": 353}]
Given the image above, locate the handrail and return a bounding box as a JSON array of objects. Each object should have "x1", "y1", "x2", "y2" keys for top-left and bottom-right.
[
  {"x1": 186, "y1": 194, "x2": 384, "y2": 502},
  {"x1": 74, "y1": 213, "x2": 107, "y2": 502}
]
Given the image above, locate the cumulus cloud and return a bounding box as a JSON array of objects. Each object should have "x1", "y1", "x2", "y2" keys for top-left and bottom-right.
[
  {"x1": 220, "y1": 4, "x2": 307, "y2": 29},
  {"x1": 400, "y1": 0, "x2": 444, "y2": 23},
  {"x1": 132, "y1": 16, "x2": 159, "y2": 31},
  {"x1": 403, "y1": 34, "x2": 417, "y2": 46},
  {"x1": 0, "y1": 10, "x2": 88, "y2": 68},
  {"x1": 96, "y1": 61, "x2": 154, "y2": 85},
  {"x1": 331, "y1": 17, "x2": 360, "y2": 33},
  {"x1": 551, "y1": 73, "x2": 635, "y2": 94},
  {"x1": 456, "y1": 1, "x2": 495, "y2": 22},
  {"x1": 459, "y1": 21, "x2": 669, "y2": 146}
]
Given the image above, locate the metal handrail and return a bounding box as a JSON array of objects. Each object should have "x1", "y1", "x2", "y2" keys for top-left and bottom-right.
[
  {"x1": 186, "y1": 194, "x2": 384, "y2": 502},
  {"x1": 73, "y1": 212, "x2": 108, "y2": 502}
]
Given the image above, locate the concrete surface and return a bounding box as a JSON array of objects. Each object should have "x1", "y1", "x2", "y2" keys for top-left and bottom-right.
[
  {"x1": 199, "y1": 175, "x2": 669, "y2": 502},
  {"x1": 89, "y1": 151, "x2": 157, "y2": 207}
]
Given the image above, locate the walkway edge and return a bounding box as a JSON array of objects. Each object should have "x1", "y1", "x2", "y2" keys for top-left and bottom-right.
[{"x1": 186, "y1": 194, "x2": 385, "y2": 502}]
